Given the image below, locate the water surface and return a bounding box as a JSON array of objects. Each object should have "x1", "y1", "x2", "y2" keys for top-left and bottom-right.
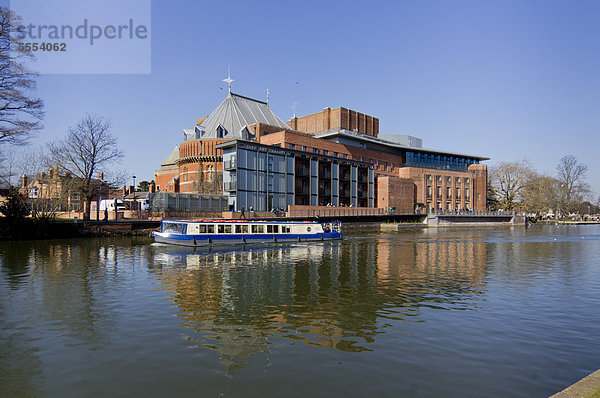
[{"x1": 1, "y1": 225, "x2": 599, "y2": 397}]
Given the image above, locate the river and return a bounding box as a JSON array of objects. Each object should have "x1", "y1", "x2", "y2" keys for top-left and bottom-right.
[{"x1": 1, "y1": 224, "x2": 599, "y2": 397}]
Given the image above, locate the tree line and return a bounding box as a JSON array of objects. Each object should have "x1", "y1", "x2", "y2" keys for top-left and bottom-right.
[
  {"x1": 0, "y1": 6, "x2": 124, "y2": 224},
  {"x1": 488, "y1": 156, "x2": 597, "y2": 216}
]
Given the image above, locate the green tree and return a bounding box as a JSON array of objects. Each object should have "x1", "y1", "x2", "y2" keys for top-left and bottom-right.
[
  {"x1": 137, "y1": 180, "x2": 152, "y2": 192},
  {"x1": 0, "y1": 187, "x2": 29, "y2": 224}
]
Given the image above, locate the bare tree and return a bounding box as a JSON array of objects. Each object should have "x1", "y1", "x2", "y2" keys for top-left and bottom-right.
[
  {"x1": 0, "y1": 146, "x2": 23, "y2": 187},
  {"x1": 521, "y1": 174, "x2": 560, "y2": 214},
  {"x1": 48, "y1": 115, "x2": 123, "y2": 220},
  {"x1": 556, "y1": 155, "x2": 590, "y2": 212},
  {"x1": 489, "y1": 160, "x2": 535, "y2": 211},
  {"x1": 0, "y1": 7, "x2": 44, "y2": 144}
]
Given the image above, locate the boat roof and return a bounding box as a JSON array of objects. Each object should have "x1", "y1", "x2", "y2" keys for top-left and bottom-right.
[{"x1": 162, "y1": 219, "x2": 321, "y2": 224}]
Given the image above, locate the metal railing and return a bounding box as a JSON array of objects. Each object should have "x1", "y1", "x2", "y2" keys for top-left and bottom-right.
[
  {"x1": 431, "y1": 209, "x2": 518, "y2": 216},
  {"x1": 224, "y1": 159, "x2": 237, "y2": 170},
  {"x1": 224, "y1": 181, "x2": 237, "y2": 191}
]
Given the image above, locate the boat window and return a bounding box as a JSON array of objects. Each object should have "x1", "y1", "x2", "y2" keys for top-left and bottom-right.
[
  {"x1": 307, "y1": 226, "x2": 312, "y2": 232},
  {"x1": 273, "y1": 225, "x2": 279, "y2": 233},
  {"x1": 218, "y1": 224, "x2": 232, "y2": 234},
  {"x1": 282, "y1": 226, "x2": 291, "y2": 233},
  {"x1": 207, "y1": 224, "x2": 215, "y2": 233},
  {"x1": 235, "y1": 225, "x2": 249, "y2": 234},
  {"x1": 252, "y1": 225, "x2": 264, "y2": 234},
  {"x1": 162, "y1": 222, "x2": 187, "y2": 234},
  {"x1": 198, "y1": 224, "x2": 207, "y2": 233},
  {"x1": 267, "y1": 225, "x2": 280, "y2": 233}
]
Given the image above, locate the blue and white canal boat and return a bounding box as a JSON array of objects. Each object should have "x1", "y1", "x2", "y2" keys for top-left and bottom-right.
[{"x1": 151, "y1": 220, "x2": 342, "y2": 247}]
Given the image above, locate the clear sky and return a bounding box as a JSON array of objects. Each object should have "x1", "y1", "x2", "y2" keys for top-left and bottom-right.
[{"x1": 11, "y1": 0, "x2": 600, "y2": 197}]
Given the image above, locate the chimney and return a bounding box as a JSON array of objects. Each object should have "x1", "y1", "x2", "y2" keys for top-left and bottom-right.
[
  {"x1": 21, "y1": 174, "x2": 27, "y2": 188},
  {"x1": 150, "y1": 181, "x2": 156, "y2": 193},
  {"x1": 98, "y1": 171, "x2": 104, "y2": 180}
]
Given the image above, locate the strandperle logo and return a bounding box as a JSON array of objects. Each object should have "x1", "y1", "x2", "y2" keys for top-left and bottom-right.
[
  {"x1": 11, "y1": 0, "x2": 151, "y2": 74},
  {"x1": 15, "y1": 19, "x2": 149, "y2": 45}
]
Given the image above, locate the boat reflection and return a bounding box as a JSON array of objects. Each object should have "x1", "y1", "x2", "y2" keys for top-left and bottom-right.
[{"x1": 148, "y1": 237, "x2": 488, "y2": 373}]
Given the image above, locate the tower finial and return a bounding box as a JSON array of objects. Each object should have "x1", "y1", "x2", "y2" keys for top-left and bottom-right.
[
  {"x1": 264, "y1": 88, "x2": 270, "y2": 104},
  {"x1": 222, "y1": 67, "x2": 234, "y2": 93}
]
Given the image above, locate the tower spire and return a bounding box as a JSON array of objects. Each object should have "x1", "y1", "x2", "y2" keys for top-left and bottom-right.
[
  {"x1": 222, "y1": 67, "x2": 234, "y2": 93},
  {"x1": 264, "y1": 88, "x2": 270, "y2": 104}
]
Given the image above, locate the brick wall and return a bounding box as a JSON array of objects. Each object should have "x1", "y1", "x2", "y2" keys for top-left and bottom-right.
[
  {"x1": 376, "y1": 176, "x2": 415, "y2": 213},
  {"x1": 287, "y1": 107, "x2": 379, "y2": 137},
  {"x1": 398, "y1": 166, "x2": 487, "y2": 212},
  {"x1": 259, "y1": 130, "x2": 402, "y2": 178}
]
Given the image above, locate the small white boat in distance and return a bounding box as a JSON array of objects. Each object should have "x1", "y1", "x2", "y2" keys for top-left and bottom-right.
[{"x1": 151, "y1": 219, "x2": 342, "y2": 247}]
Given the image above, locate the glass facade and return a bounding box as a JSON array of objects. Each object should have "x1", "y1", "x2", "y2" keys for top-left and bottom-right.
[{"x1": 405, "y1": 151, "x2": 479, "y2": 172}]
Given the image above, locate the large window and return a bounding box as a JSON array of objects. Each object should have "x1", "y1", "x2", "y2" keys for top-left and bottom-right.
[
  {"x1": 405, "y1": 151, "x2": 479, "y2": 172},
  {"x1": 162, "y1": 222, "x2": 187, "y2": 234}
]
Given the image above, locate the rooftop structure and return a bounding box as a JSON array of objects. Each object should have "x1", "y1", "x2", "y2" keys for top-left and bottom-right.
[
  {"x1": 287, "y1": 107, "x2": 378, "y2": 137},
  {"x1": 185, "y1": 92, "x2": 288, "y2": 141}
]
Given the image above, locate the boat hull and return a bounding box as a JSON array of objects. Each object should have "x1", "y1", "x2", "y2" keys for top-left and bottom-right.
[{"x1": 152, "y1": 231, "x2": 342, "y2": 247}]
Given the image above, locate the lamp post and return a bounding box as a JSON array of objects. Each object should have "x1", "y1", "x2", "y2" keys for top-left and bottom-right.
[{"x1": 132, "y1": 175, "x2": 137, "y2": 214}]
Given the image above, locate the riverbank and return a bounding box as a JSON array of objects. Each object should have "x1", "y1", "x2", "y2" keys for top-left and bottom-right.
[
  {"x1": 551, "y1": 369, "x2": 600, "y2": 397},
  {"x1": 0, "y1": 219, "x2": 160, "y2": 240}
]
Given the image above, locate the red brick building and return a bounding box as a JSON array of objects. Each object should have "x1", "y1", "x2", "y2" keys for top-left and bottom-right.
[{"x1": 154, "y1": 91, "x2": 488, "y2": 213}]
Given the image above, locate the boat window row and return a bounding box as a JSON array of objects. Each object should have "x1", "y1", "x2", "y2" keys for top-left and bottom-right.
[
  {"x1": 198, "y1": 224, "x2": 292, "y2": 234},
  {"x1": 163, "y1": 222, "x2": 297, "y2": 235}
]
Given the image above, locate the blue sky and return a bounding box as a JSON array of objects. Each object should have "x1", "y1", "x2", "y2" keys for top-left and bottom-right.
[{"x1": 13, "y1": 0, "x2": 600, "y2": 197}]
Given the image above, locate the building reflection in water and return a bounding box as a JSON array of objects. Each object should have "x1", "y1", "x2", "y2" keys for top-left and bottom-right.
[{"x1": 149, "y1": 236, "x2": 488, "y2": 373}]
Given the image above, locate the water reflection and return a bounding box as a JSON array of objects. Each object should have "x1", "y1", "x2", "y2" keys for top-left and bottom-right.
[
  {"x1": 149, "y1": 236, "x2": 488, "y2": 372},
  {"x1": 0, "y1": 238, "x2": 150, "y2": 395}
]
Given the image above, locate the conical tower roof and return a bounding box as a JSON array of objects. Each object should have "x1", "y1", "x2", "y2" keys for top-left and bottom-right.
[{"x1": 194, "y1": 92, "x2": 288, "y2": 139}]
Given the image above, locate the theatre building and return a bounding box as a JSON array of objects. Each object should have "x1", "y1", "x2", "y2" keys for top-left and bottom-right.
[{"x1": 154, "y1": 90, "x2": 488, "y2": 213}]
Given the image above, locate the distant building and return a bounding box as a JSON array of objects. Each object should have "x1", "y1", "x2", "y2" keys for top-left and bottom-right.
[
  {"x1": 20, "y1": 168, "x2": 110, "y2": 213},
  {"x1": 154, "y1": 90, "x2": 488, "y2": 213}
]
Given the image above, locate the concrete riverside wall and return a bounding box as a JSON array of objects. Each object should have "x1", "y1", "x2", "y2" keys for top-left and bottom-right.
[
  {"x1": 426, "y1": 213, "x2": 526, "y2": 227},
  {"x1": 550, "y1": 368, "x2": 600, "y2": 397}
]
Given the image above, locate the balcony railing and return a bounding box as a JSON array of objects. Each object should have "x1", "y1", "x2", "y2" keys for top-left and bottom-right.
[
  {"x1": 295, "y1": 187, "x2": 309, "y2": 195},
  {"x1": 224, "y1": 159, "x2": 237, "y2": 170},
  {"x1": 358, "y1": 175, "x2": 368, "y2": 183},
  {"x1": 339, "y1": 190, "x2": 350, "y2": 198},
  {"x1": 224, "y1": 181, "x2": 237, "y2": 191},
  {"x1": 319, "y1": 170, "x2": 331, "y2": 179},
  {"x1": 319, "y1": 188, "x2": 331, "y2": 196},
  {"x1": 340, "y1": 173, "x2": 350, "y2": 181},
  {"x1": 358, "y1": 190, "x2": 369, "y2": 199}
]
